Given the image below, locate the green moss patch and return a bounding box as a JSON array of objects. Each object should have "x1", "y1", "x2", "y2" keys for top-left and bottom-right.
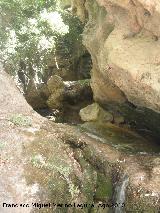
[
  {"x1": 94, "y1": 173, "x2": 113, "y2": 202},
  {"x1": 9, "y1": 114, "x2": 32, "y2": 127}
]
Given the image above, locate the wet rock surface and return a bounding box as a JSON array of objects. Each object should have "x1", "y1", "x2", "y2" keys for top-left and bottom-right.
[
  {"x1": 72, "y1": 0, "x2": 160, "y2": 139},
  {"x1": 0, "y1": 69, "x2": 160, "y2": 212}
]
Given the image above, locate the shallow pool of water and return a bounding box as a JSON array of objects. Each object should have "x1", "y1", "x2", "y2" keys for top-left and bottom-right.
[{"x1": 80, "y1": 122, "x2": 160, "y2": 154}]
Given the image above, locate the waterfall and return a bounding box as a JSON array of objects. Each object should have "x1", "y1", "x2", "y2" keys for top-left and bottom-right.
[{"x1": 113, "y1": 175, "x2": 129, "y2": 213}]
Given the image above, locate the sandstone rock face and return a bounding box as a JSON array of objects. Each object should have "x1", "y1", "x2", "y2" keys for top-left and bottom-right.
[
  {"x1": 0, "y1": 70, "x2": 34, "y2": 116},
  {"x1": 77, "y1": 0, "x2": 160, "y2": 113},
  {"x1": 80, "y1": 102, "x2": 113, "y2": 122},
  {"x1": 72, "y1": 0, "x2": 87, "y2": 23}
]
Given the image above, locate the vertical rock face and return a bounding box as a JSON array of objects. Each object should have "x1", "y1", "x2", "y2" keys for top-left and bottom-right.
[
  {"x1": 73, "y1": 0, "x2": 160, "y2": 135},
  {"x1": 83, "y1": 0, "x2": 160, "y2": 111},
  {"x1": 0, "y1": 70, "x2": 33, "y2": 116},
  {"x1": 83, "y1": 0, "x2": 127, "y2": 105}
]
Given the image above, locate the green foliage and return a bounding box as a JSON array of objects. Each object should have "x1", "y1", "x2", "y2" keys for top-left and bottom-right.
[
  {"x1": 55, "y1": 11, "x2": 84, "y2": 58},
  {"x1": 10, "y1": 114, "x2": 32, "y2": 126},
  {"x1": 60, "y1": 12, "x2": 84, "y2": 47},
  {"x1": 95, "y1": 173, "x2": 113, "y2": 201},
  {"x1": 78, "y1": 79, "x2": 90, "y2": 86},
  {"x1": 0, "y1": 0, "x2": 59, "y2": 78},
  {"x1": 0, "y1": 0, "x2": 84, "y2": 89},
  {"x1": 0, "y1": 0, "x2": 57, "y2": 28}
]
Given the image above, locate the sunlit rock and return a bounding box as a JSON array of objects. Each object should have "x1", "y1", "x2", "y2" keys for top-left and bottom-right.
[
  {"x1": 73, "y1": 0, "x2": 160, "y2": 138},
  {"x1": 79, "y1": 102, "x2": 113, "y2": 122}
]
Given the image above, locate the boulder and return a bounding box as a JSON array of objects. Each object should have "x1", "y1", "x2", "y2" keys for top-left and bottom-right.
[
  {"x1": 47, "y1": 90, "x2": 64, "y2": 109},
  {"x1": 0, "y1": 69, "x2": 99, "y2": 212},
  {"x1": 114, "y1": 115, "x2": 125, "y2": 125},
  {"x1": 47, "y1": 75, "x2": 65, "y2": 109},
  {"x1": 79, "y1": 102, "x2": 113, "y2": 122},
  {"x1": 47, "y1": 75, "x2": 64, "y2": 93}
]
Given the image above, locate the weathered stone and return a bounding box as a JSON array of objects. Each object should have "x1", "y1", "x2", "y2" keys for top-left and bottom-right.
[
  {"x1": 47, "y1": 75, "x2": 64, "y2": 93},
  {"x1": 79, "y1": 103, "x2": 113, "y2": 122},
  {"x1": 47, "y1": 90, "x2": 64, "y2": 109},
  {"x1": 64, "y1": 79, "x2": 92, "y2": 102},
  {"x1": 1, "y1": 69, "x2": 160, "y2": 213},
  {"x1": 80, "y1": 103, "x2": 100, "y2": 121},
  {"x1": 72, "y1": 0, "x2": 87, "y2": 23},
  {"x1": 0, "y1": 69, "x2": 99, "y2": 212},
  {"x1": 47, "y1": 75, "x2": 65, "y2": 109},
  {"x1": 82, "y1": 0, "x2": 160, "y2": 112},
  {"x1": 72, "y1": 0, "x2": 160, "y2": 137},
  {"x1": 114, "y1": 115, "x2": 125, "y2": 125}
]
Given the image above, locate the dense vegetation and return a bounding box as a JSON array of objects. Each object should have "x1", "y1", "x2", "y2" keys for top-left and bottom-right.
[{"x1": 0, "y1": 0, "x2": 84, "y2": 91}]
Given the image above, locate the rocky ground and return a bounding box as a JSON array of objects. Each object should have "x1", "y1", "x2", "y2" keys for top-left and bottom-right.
[
  {"x1": 0, "y1": 68, "x2": 160, "y2": 212},
  {"x1": 1, "y1": 0, "x2": 160, "y2": 213}
]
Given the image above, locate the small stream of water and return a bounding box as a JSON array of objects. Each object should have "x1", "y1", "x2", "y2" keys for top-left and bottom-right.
[
  {"x1": 113, "y1": 175, "x2": 129, "y2": 213},
  {"x1": 36, "y1": 107, "x2": 160, "y2": 212},
  {"x1": 80, "y1": 122, "x2": 160, "y2": 154}
]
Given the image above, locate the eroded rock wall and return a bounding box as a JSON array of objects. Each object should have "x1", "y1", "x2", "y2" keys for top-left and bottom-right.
[
  {"x1": 0, "y1": 69, "x2": 103, "y2": 212},
  {"x1": 84, "y1": 0, "x2": 160, "y2": 110},
  {"x1": 73, "y1": 0, "x2": 160, "y2": 136}
]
